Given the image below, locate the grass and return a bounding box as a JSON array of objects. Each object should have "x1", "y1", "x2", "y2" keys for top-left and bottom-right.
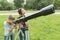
[{"x1": 0, "y1": 14, "x2": 60, "y2": 40}]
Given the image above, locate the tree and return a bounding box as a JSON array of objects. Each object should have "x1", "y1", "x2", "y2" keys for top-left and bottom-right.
[
  {"x1": 35, "y1": 0, "x2": 53, "y2": 10},
  {"x1": 0, "y1": 0, "x2": 16, "y2": 10},
  {"x1": 24, "y1": 0, "x2": 53, "y2": 10},
  {"x1": 14, "y1": 0, "x2": 24, "y2": 9},
  {"x1": 6, "y1": 3, "x2": 16, "y2": 10},
  {"x1": 54, "y1": 0, "x2": 60, "y2": 9},
  {"x1": 13, "y1": 0, "x2": 60, "y2": 10},
  {"x1": 24, "y1": 0, "x2": 36, "y2": 9}
]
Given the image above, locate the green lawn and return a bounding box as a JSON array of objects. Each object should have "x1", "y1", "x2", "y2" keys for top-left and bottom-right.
[{"x1": 0, "y1": 14, "x2": 60, "y2": 40}]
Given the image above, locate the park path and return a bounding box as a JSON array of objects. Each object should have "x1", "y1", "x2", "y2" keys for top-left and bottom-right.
[{"x1": 0, "y1": 10, "x2": 60, "y2": 16}]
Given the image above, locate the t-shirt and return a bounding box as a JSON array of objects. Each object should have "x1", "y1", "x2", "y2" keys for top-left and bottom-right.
[
  {"x1": 18, "y1": 16, "x2": 28, "y2": 30},
  {"x1": 4, "y1": 21, "x2": 14, "y2": 36}
]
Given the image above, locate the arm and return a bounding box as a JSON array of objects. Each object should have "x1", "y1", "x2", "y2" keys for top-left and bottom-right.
[
  {"x1": 9, "y1": 24, "x2": 16, "y2": 32},
  {"x1": 4, "y1": 21, "x2": 9, "y2": 32},
  {"x1": 25, "y1": 21, "x2": 29, "y2": 26},
  {"x1": 25, "y1": 21, "x2": 32, "y2": 29}
]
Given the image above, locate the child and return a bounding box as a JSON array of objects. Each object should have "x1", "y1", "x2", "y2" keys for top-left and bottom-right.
[
  {"x1": 18, "y1": 8, "x2": 29, "y2": 40},
  {"x1": 4, "y1": 15, "x2": 15, "y2": 40}
]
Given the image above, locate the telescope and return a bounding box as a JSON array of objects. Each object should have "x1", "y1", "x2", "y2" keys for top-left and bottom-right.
[{"x1": 14, "y1": 4, "x2": 55, "y2": 24}]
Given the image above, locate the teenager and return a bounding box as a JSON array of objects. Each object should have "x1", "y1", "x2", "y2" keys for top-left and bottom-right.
[{"x1": 18, "y1": 8, "x2": 29, "y2": 40}]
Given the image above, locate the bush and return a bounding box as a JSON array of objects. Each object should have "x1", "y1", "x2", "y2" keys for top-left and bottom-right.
[
  {"x1": 0, "y1": 0, "x2": 16, "y2": 10},
  {"x1": 14, "y1": 0, "x2": 24, "y2": 9},
  {"x1": 6, "y1": 3, "x2": 16, "y2": 10},
  {"x1": 54, "y1": 0, "x2": 60, "y2": 9},
  {"x1": 0, "y1": 4, "x2": 3, "y2": 10},
  {"x1": 24, "y1": 0, "x2": 53, "y2": 10}
]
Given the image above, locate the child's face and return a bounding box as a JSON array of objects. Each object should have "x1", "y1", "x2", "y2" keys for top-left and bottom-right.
[
  {"x1": 19, "y1": 9, "x2": 25, "y2": 16},
  {"x1": 8, "y1": 19, "x2": 14, "y2": 24}
]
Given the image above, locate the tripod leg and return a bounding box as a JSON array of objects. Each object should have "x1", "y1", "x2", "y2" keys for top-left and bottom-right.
[
  {"x1": 15, "y1": 30, "x2": 21, "y2": 40},
  {"x1": 15, "y1": 30, "x2": 24, "y2": 40}
]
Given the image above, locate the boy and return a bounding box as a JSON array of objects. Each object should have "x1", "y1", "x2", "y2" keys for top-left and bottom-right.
[
  {"x1": 4, "y1": 15, "x2": 15, "y2": 40},
  {"x1": 18, "y1": 8, "x2": 29, "y2": 40}
]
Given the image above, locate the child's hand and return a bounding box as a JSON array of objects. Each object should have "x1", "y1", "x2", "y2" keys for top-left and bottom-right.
[
  {"x1": 9, "y1": 29, "x2": 13, "y2": 32},
  {"x1": 15, "y1": 26, "x2": 17, "y2": 29},
  {"x1": 9, "y1": 26, "x2": 14, "y2": 32}
]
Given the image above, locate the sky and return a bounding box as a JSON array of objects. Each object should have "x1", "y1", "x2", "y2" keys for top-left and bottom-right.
[{"x1": 7, "y1": 0, "x2": 14, "y2": 3}]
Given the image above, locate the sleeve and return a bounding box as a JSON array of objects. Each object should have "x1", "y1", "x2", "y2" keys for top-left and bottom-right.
[
  {"x1": 4, "y1": 21, "x2": 10, "y2": 36},
  {"x1": 4, "y1": 21, "x2": 9, "y2": 31}
]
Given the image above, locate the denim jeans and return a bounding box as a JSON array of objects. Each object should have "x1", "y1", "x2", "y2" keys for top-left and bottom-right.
[
  {"x1": 4, "y1": 32, "x2": 14, "y2": 40},
  {"x1": 19, "y1": 30, "x2": 30, "y2": 40}
]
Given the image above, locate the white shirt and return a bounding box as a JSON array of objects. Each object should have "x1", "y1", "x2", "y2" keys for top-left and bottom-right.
[{"x1": 4, "y1": 21, "x2": 14, "y2": 36}]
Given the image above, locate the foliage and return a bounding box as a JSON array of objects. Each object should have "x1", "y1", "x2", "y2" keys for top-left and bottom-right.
[
  {"x1": 54, "y1": 0, "x2": 60, "y2": 9},
  {"x1": 0, "y1": 0, "x2": 60, "y2": 10},
  {"x1": 24, "y1": 0, "x2": 53, "y2": 10},
  {"x1": 14, "y1": 0, "x2": 24, "y2": 9},
  {"x1": 0, "y1": 0, "x2": 16, "y2": 10}
]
